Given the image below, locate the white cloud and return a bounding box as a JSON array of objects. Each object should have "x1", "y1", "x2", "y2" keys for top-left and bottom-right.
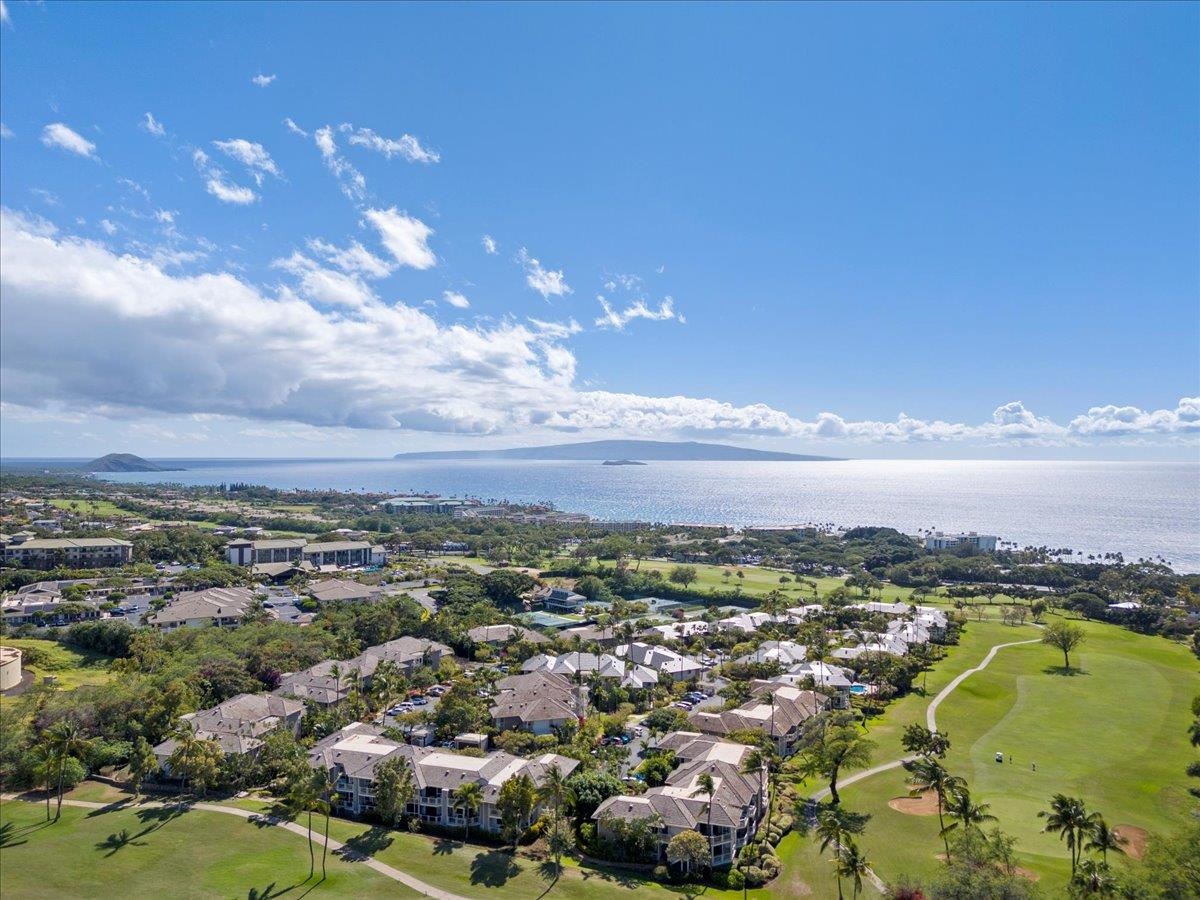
[
  {"x1": 0, "y1": 209, "x2": 1194, "y2": 447},
  {"x1": 314, "y1": 126, "x2": 366, "y2": 201},
  {"x1": 1068, "y1": 398, "x2": 1200, "y2": 436},
  {"x1": 141, "y1": 112, "x2": 166, "y2": 137},
  {"x1": 307, "y1": 238, "x2": 393, "y2": 279},
  {"x1": 251, "y1": 73, "x2": 277, "y2": 87},
  {"x1": 339, "y1": 124, "x2": 440, "y2": 163},
  {"x1": 154, "y1": 209, "x2": 176, "y2": 225},
  {"x1": 30, "y1": 188, "x2": 60, "y2": 207},
  {"x1": 0, "y1": 1, "x2": 9, "y2": 25},
  {"x1": 1, "y1": 123, "x2": 13, "y2": 139},
  {"x1": 283, "y1": 117, "x2": 308, "y2": 138},
  {"x1": 213, "y1": 138, "x2": 281, "y2": 185},
  {"x1": 193, "y1": 148, "x2": 258, "y2": 205},
  {"x1": 99, "y1": 219, "x2": 118, "y2": 235},
  {"x1": 363, "y1": 207, "x2": 436, "y2": 270},
  {"x1": 40, "y1": 123, "x2": 97, "y2": 158},
  {"x1": 595, "y1": 295, "x2": 683, "y2": 331},
  {"x1": 443, "y1": 290, "x2": 470, "y2": 309},
  {"x1": 517, "y1": 247, "x2": 571, "y2": 299},
  {"x1": 118, "y1": 177, "x2": 151, "y2": 201},
  {"x1": 482, "y1": 235, "x2": 498, "y2": 254}
]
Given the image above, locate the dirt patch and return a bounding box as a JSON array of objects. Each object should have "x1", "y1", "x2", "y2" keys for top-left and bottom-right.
[
  {"x1": 1012, "y1": 866, "x2": 1040, "y2": 882},
  {"x1": 780, "y1": 869, "x2": 812, "y2": 896},
  {"x1": 1114, "y1": 825, "x2": 1148, "y2": 860},
  {"x1": 888, "y1": 789, "x2": 940, "y2": 816}
]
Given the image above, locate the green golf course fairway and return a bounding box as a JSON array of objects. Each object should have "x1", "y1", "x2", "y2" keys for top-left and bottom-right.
[
  {"x1": 0, "y1": 800, "x2": 418, "y2": 899},
  {"x1": 836, "y1": 615, "x2": 1198, "y2": 889}
]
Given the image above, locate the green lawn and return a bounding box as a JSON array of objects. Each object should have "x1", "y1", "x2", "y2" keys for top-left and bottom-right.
[
  {"x1": 0, "y1": 800, "x2": 417, "y2": 899},
  {"x1": 800, "y1": 615, "x2": 1200, "y2": 891},
  {"x1": 0, "y1": 637, "x2": 114, "y2": 689},
  {"x1": 47, "y1": 498, "x2": 137, "y2": 518}
]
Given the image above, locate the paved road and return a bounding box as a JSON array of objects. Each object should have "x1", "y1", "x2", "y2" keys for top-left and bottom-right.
[{"x1": 0, "y1": 793, "x2": 472, "y2": 900}]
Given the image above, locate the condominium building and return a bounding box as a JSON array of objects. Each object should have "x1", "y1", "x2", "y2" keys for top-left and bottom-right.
[
  {"x1": 225, "y1": 538, "x2": 386, "y2": 569},
  {"x1": 924, "y1": 531, "x2": 998, "y2": 553},
  {"x1": 0, "y1": 535, "x2": 133, "y2": 570}
]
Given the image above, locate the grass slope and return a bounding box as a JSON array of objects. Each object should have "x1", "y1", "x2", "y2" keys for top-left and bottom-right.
[
  {"x1": 0, "y1": 801, "x2": 415, "y2": 899},
  {"x1": 0, "y1": 637, "x2": 114, "y2": 689},
  {"x1": 825, "y1": 615, "x2": 1198, "y2": 889}
]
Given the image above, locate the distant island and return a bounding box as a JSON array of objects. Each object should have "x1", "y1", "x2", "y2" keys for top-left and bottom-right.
[
  {"x1": 79, "y1": 453, "x2": 183, "y2": 473},
  {"x1": 394, "y1": 439, "x2": 842, "y2": 462},
  {"x1": 602, "y1": 459, "x2": 646, "y2": 466}
]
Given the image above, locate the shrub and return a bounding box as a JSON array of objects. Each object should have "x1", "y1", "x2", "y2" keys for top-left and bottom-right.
[
  {"x1": 725, "y1": 869, "x2": 745, "y2": 891},
  {"x1": 652, "y1": 865, "x2": 671, "y2": 883},
  {"x1": 744, "y1": 865, "x2": 767, "y2": 887}
]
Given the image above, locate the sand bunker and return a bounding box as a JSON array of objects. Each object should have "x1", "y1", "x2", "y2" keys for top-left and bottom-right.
[
  {"x1": 1113, "y1": 825, "x2": 1148, "y2": 860},
  {"x1": 888, "y1": 790, "x2": 940, "y2": 815}
]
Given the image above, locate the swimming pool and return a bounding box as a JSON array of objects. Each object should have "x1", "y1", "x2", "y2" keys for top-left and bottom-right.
[{"x1": 849, "y1": 684, "x2": 868, "y2": 695}]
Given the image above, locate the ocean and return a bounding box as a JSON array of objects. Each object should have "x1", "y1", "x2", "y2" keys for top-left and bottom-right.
[{"x1": 11, "y1": 457, "x2": 1194, "y2": 573}]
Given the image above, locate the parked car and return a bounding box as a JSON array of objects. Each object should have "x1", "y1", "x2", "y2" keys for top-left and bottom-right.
[{"x1": 411, "y1": 696, "x2": 428, "y2": 706}]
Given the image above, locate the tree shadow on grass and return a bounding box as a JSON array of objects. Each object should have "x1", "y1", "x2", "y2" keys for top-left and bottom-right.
[
  {"x1": 0, "y1": 821, "x2": 35, "y2": 848},
  {"x1": 469, "y1": 850, "x2": 521, "y2": 887},
  {"x1": 1042, "y1": 665, "x2": 1088, "y2": 677},
  {"x1": 83, "y1": 797, "x2": 136, "y2": 818},
  {"x1": 94, "y1": 828, "x2": 148, "y2": 857},
  {"x1": 337, "y1": 826, "x2": 393, "y2": 861},
  {"x1": 576, "y1": 861, "x2": 643, "y2": 890},
  {"x1": 432, "y1": 835, "x2": 461, "y2": 856},
  {"x1": 131, "y1": 803, "x2": 190, "y2": 833}
]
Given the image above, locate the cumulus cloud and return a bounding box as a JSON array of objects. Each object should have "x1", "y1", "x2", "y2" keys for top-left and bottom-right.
[
  {"x1": 251, "y1": 73, "x2": 277, "y2": 87},
  {"x1": 99, "y1": 219, "x2": 118, "y2": 235},
  {"x1": 283, "y1": 117, "x2": 308, "y2": 138},
  {"x1": 41, "y1": 123, "x2": 97, "y2": 158},
  {"x1": 339, "y1": 124, "x2": 440, "y2": 163},
  {"x1": 193, "y1": 148, "x2": 258, "y2": 205},
  {"x1": 314, "y1": 126, "x2": 367, "y2": 201},
  {"x1": 517, "y1": 247, "x2": 571, "y2": 299},
  {"x1": 363, "y1": 207, "x2": 436, "y2": 270},
  {"x1": 0, "y1": 123, "x2": 12, "y2": 139},
  {"x1": 595, "y1": 295, "x2": 683, "y2": 330},
  {"x1": 0, "y1": 210, "x2": 1194, "y2": 446},
  {"x1": 141, "y1": 112, "x2": 166, "y2": 137},
  {"x1": 213, "y1": 138, "x2": 281, "y2": 185},
  {"x1": 1068, "y1": 398, "x2": 1200, "y2": 436},
  {"x1": 443, "y1": 290, "x2": 470, "y2": 309},
  {"x1": 482, "y1": 235, "x2": 498, "y2": 254}
]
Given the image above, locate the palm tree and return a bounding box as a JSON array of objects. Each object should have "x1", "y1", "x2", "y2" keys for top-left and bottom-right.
[
  {"x1": 833, "y1": 839, "x2": 870, "y2": 900},
  {"x1": 27, "y1": 742, "x2": 55, "y2": 821},
  {"x1": 1074, "y1": 858, "x2": 1115, "y2": 896},
  {"x1": 739, "y1": 749, "x2": 767, "y2": 825},
  {"x1": 1084, "y1": 815, "x2": 1123, "y2": 865},
  {"x1": 691, "y1": 771, "x2": 716, "y2": 867},
  {"x1": 167, "y1": 725, "x2": 201, "y2": 797},
  {"x1": 286, "y1": 770, "x2": 320, "y2": 881},
  {"x1": 315, "y1": 768, "x2": 339, "y2": 880},
  {"x1": 903, "y1": 758, "x2": 963, "y2": 858},
  {"x1": 453, "y1": 781, "x2": 483, "y2": 843},
  {"x1": 941, "y1": 785, "x2": 996, "y2": 843},
  {"x1": 1039, "y1": 794, "x2": 1096, "y2": 877},
  {"x1": 46, "y1": 720, "x2": 89, "y2": 821},
  {"x1": 538, "y1": 763, "x2": 572, "y2": 871}
]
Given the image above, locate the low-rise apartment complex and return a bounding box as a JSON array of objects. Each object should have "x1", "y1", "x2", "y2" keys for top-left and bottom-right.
[{"x1": 0, "y1": 535, "x2": 133, "y2": 569}]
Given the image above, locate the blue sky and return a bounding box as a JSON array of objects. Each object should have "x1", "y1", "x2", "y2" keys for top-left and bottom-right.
[{"x1": 1, "y1": 1, "x2": 1197, "y2": 458}]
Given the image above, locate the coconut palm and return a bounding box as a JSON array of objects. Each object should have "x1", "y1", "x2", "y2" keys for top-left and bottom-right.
[
  {"x1": 739, "y1": 748, "x2": 767, "y2": 823},
  {"x1": 286, "y1": 769, "x2": 320, "y2": 880},
  {"x1": 1039, "y1": 794, "x2": 1097, "y2": 877},
  {"x1": 538, "y1": 763, "x2": 572, "y2": 871},
  {"x1": 902, "y1": 757, "x2": 963, "y2": 858},
  {"x1": 315, "y1": 768, "x2": 339, "y2": 880},
  {"x1": 453, "y1": 781, "x2": 483, "y2": 843},
  {"x1": 691, "y1": 771, "x2": 716, "y2": 866},
  {"x1": 1084, "y1": 816, "x2": 1124, "y2": 864},
  {"x1": 941, "y1": 785, "x2": 996, "y2": 842},
  {"x1": 1074, "y1": 858, "x2": 1115, "y2": 896},
  {"x1": 26, "y1": 742, "x2": 55, "y2": 820},
  {"x1": 832, "y1": 839, "x2": 870, "y2": 900},
  {"x1": 45, "y1": 720, "x2": 90, "y2": 821}
]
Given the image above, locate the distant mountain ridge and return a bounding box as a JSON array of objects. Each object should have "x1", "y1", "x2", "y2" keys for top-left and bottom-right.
[
  {"x1": 80, "y1": 453, "x2": 182, "y2": 472},
  {"x1": 393, "y1": 440, "x2": 842, "y2": 462}
]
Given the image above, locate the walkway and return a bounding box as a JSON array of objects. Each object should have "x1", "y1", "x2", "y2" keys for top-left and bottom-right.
[{"x1": 0, "y1": 793, "x2": 472, "y2": 900}]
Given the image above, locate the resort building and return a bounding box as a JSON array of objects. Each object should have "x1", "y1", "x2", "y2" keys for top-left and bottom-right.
[
  {"x1": 688, "y1": 682, "x2": 823, "y2": 755},
  {"x1": 276, "y1": 637, "x2": 451, "y2": 707},
  {"x1": 308, "y1": 723, "x2": 579, "y2": 830},
  {"x1": 536, "y1": 586, "x2": 587, "y2": 612},
  {"x1": 924, "y1": 531, "x2": 998, "y2": 553},
  {"x1": 0, "y1": 535, "x2": 134, "y2": 570},
  {"x1": 466, "y1": 623, "x2": 550, "y2": 647},
  {"x1": 147, "y1": 587, "x2": 263, "y2": 631},
  {"x1": 225, "y1": 538, "x2": 386, "y2": 569},
  {"x1": 594, "y1": 732, "x2": 766, "y2": 870},
  {"x1": 616, "y1": 642, "x2": 706, "y2": 682},
  {"x1": 488, "y1": 671, "x2": 582, "y2": 734},
  {"x1": 153, "y1": 693, "x2": 305, "y2": 769}
]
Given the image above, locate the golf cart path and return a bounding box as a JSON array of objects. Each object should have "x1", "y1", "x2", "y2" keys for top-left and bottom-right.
[
  {"x1": 0, "y1": 793, "x2": 471, "y2": 900},
  {"x1": 811, "y1": 634, "x2": 1042, "y2": 895}
]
